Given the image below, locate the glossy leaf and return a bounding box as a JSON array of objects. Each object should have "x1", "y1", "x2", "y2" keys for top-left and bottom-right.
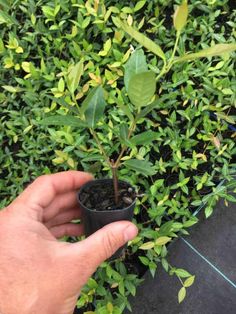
[
  {"x1": 124, "y1": 159, "x2": 156, "y2": 176},
  {"x1": 120, "y1": 21, "x2": 166, "y2": 61},
  {"x1": 128, "y1": 71, "x2": 156, "y2": 108},
  {"x1": 124, "y1": 49, "x2": 148, "y2": 90},
  {"x1": 83, "y1": 86, "x2": 107, "y2": 129},
  {"x1": 39, "y1": 115, "x2": 86, "y2": 127},
  {"x1": 175, "y1": 43, "x2": 236, "y2": 63},
  {"x1": 173, "y1": 1, "x2": 188, "y2": 32}
]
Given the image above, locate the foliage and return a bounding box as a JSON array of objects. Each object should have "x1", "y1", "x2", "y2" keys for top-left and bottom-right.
[{"x1": 0, "y1": 0, "x2": 236, "y2": 312}]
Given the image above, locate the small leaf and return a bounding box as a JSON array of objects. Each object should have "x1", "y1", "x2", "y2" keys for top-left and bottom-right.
[
  {"x1": 39, "y1": 115, "x2": 86, "y2": 127},
  {"x1": 205, "y1": 206, "x2": 213, "y2": 218},
  {"x1": 173, "y1": 1, "x2": 188, "y2": 32},
  {"x1": 2, "y1": 85, "x2": 20, "y2": 93},
  {"x1": 83, "y1": 86, "x2": 107, "y2": 129},
  {"x1": 67, "y1": 61, "x2": 83, "y2": 95},
  {"x1": 124, "y1": 159, "x2": 156, "y2": 176},
  {"x1": 134, "y1": 0, "x2": 146, "y2": 12},
  {"x1": 175, "y1": 43, "x2": 236, "y2": 63},
  {"x1": 58, "y1": 78, "x2": 65, "y2": 93},
  {"x1": 184, "y1": 275, "x2": 195, "y2": 287},
  {"x1": 174, "y1": 268, "x2": 191, "y2": 278},
  {"x1": 128, "y1": 71, "x2": 156, "y2": 108},
  {"x1": 139, "y1": 241, "x2": 155, "y2": 250},
  {"x1": 178, "y1": 287, "x2": 186, "y2": 303},
  {"x1": 120, "y1": 21, "x2": 166, "y2": 61},
  {"x1": 210, "y1": 135, "x2": 221, "y2": 150},
  {"x1": 130, "y1": 131, "x2": 158, "y2": 145},
  {"x1": 155, "y1": 236, "x2": 171, "y2": 246}
]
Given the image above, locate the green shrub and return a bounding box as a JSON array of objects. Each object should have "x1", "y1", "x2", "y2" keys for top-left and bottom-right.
[{"x1": 0, "y1": 0, "x2": 236, "y2": 312}]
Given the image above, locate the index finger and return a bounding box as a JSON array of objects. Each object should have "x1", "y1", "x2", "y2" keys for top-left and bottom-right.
[{"x1": 14, "y1": 171, "x2": 93, "y2": 209}]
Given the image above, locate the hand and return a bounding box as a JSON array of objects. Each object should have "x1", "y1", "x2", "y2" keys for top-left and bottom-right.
[{"x1": 0, "y1": 171, "x2": 138, "y2": 314}]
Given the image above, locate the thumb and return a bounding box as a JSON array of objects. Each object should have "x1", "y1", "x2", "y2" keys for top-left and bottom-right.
[{"x1": 70, "y1": 221, "x2": 138, "y2": 279}]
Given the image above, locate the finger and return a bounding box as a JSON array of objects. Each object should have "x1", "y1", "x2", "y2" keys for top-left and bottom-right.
[
  {"x1": 50, "y1": 223, "x2": 84, "y2": 238},
  {"x1": 14, "y1": 171, "x2": 93, "y2": 209},
  {"x1": 68, "y1": 221, "x2": 138, "y2": 280},
  {"x1": 43, "y1": 191, "x2": 80, "y2": 222},
  {"x1": 45, "y1": 208, "x2": 81, "y2": 228}
]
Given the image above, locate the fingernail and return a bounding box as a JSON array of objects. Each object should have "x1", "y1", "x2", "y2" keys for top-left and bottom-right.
[{"x1": 124, "y1": 224, "x2": 138, "y2": 242}]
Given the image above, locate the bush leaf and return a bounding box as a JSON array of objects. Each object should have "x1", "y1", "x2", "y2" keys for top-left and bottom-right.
[
  {"x1": 128, "y1": 71, "x2": 156, "y2": 108},
  {"x1": 139, "y1": 241, "x2": 155, "y2": 250},
  {"x1": 67, "y1": 61, "x2": 83, "y2": 95},
  {"x1": 178, "y1": 287, "x2": 186, "y2": 303},
  {"x1": 39, "y1": 115, "x2": 86, "y2": 127},
  {"x1": 120, "y1": 21, "x2": 166, "y2": 61},
  {"x1": 175, "y1": 43, "x2": 236, "y2": 63},
  {"x1": 124, "y1": 159, "x2": 156, "y2": 176},
  {"x1": 173, "y1": 1, "x2": 188, "y2": 32},
  {"x1": 184, "y1": 275, "x2": 195, "y2": 288},
  {"x1": 155, "y1": 236, "x2": 171, "y2": 246},
  {"x1": 124, "y1": 49, "x2": 148, "y2": 91},
  {"x1": 83, "y1": 86, "x2": 107, "y2": 129}
]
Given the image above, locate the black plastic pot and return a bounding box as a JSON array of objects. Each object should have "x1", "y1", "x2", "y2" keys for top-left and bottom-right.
[{"x1": 77, "y1": 179, "x2": 136, "y2": 259}]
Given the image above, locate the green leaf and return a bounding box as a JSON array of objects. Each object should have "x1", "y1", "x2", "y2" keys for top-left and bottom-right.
[
  {"x1": 174, "y1": 268, "x2": 192, "y2": 278},
  {"x1": 124, "y1": 159, "x2": 156, "y2": 176},
  {"x1": 130, "y1": 131, "x2": 158, "y2": 145},
  {"x1": 124, "y1": 49, "x2": 148, "y2": 91},
  {"x1": 205, "y1": 206, "x2": 213, "y2": 218},
  {"x1": 173, "y1": 1, "x2": 188, "y2": 32},
  {"x1": 175, "y1": 43, "x2": 236, "y2": 63},
  {"x1": 128, "y1": 71, "x2": 156, "y2": 108},
  {"x1": 2, "y1": 85, "x2": 20, "y2": 93},
  {"x1": 139, "y1": 241, "x2": 155, "y2": 250},
  {"x1": 184, "y1": 275, "x2": 195, "y2": 287},
  {"x1": 120, "y1": 21, "x2": 166, "y2": 61},
  {"x1": 83, "y1": 86, "x2": 107, "y2": 129},
  {"x1": 67, "y1": 61, "x2": 83, "y2": 95},
  {"x1": 134, "y1": 0, "x2": 146, "y2": 12},
  {"x1": 178, "y1": 287, "x2": 186, "y2": 303},
  {"x1": 87, "y1": 278, "x2": 98, "y2": 289},
  {"x1": 39, "y1": 115, "x2": 86, "y2": 127},
  {"x1": 155, "y1": 236, "x2": 171, "y2": 246},
  {"x1": 137, "y1": 93, "x2": 177, "y2": 119}
]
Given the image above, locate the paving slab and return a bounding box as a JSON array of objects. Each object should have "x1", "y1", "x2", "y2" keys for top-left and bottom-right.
[{"x1": 128, "y1": 199, "x2": 236, "y2": 314}]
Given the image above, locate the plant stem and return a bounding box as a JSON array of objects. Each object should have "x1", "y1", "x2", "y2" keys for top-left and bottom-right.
[
  {"x1": 166, "y1": 32, "x2": 180, "y2": 71},
  {"x1": 90, "y1": 129, "x2": 111, "y2": 167},
  {"x1": 111, "y1": 160, "x2": 119, "y2": 205},
  {"x1": 114, "y1": 118, "x2": 137, "y2": 168}
]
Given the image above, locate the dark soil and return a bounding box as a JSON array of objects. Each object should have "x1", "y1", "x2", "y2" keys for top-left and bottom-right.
[{"x1": 79, "y1": 180, "x2": 136, "y2": 211}]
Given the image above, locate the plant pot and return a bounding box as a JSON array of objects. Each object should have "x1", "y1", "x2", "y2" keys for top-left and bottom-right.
[{"x1": 77, "y1": 178, "x2": 136, "y2": 259}]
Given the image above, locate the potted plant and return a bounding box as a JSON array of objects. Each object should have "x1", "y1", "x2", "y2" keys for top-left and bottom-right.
[{"x1": 40, "y1": 1, "x2": 236, "y2": 261}]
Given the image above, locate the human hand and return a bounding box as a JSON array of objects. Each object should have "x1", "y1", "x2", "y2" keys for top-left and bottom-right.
[{"x1": 0, "y1": 171, "x2": 138, "y2": 314}]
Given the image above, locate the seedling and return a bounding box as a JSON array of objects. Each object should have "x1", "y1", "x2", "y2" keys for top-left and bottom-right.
[{"x1": 40, "y1": 0, "x2": 236, "y2": 207}]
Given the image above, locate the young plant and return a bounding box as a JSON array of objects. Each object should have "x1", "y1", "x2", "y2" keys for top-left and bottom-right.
[{"x1": 40, "y1": 1, "x2": 236, "y2": 206}]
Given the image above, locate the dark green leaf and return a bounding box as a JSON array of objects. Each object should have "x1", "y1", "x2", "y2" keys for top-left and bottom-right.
[
  {"x1": 83, "y1": 86, "x2": 107, "y2": 128},
  {"x1": 124, "y1": 159, "x2": 156, "y2": 176},
  {"x1": 130, "y1": 131, "x2": 158, "y2": 145}
]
